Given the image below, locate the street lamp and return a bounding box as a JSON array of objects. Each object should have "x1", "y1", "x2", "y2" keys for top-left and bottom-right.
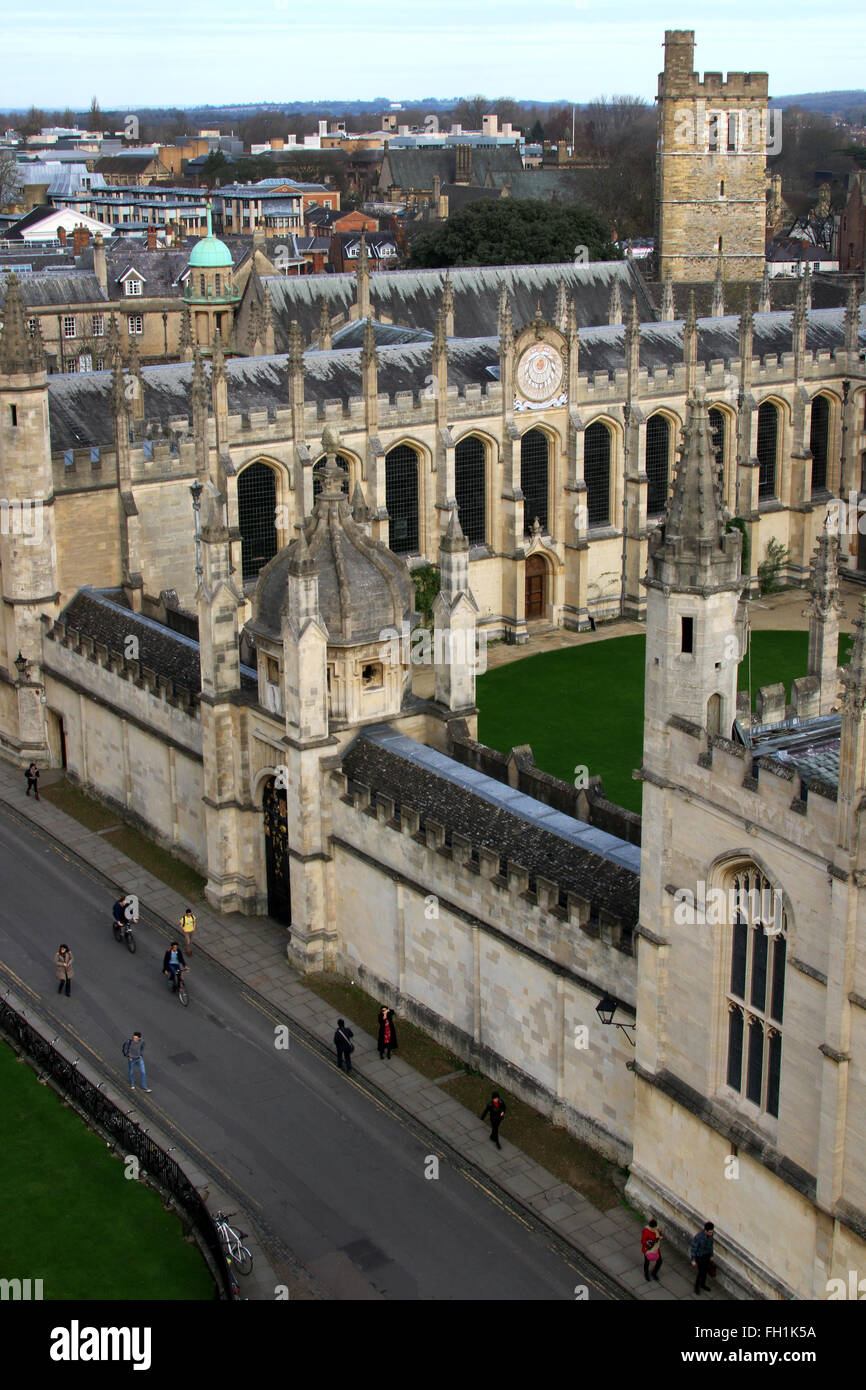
[
  {"x1": 190, "y1": 479, "x2": 204, "y2": 579},
  {"x1": 14, "y1": 651, "x2": 29, "y2": 683},
  {"x1": 596, "y1": 994, "x2": 636, "y2": 1046}
]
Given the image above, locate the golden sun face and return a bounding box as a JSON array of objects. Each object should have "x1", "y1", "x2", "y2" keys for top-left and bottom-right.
[{"x1": 516, "y1": 344, "x2": 564, "y2": 403}]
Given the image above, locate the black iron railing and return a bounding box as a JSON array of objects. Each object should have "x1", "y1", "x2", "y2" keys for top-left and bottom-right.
[{"x1": 0, "y1": 995, "x2": 233, "y2": 1300}]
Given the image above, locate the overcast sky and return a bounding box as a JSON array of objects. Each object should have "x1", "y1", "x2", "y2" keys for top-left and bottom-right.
[{"x1": 5, "y1": 0, "x2": 865, "y2": 109}]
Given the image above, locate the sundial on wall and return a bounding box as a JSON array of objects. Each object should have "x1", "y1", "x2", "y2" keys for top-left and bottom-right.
[{"x1": 515, "y1": 342, "x2": 565, "y2": 409}]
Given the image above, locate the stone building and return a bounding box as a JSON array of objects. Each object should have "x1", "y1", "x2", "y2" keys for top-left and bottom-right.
[{"x1": 656, "y1": 29, "x2": 769, "y2": 283}]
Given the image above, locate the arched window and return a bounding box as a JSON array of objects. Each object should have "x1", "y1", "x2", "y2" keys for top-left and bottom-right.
[
  {"x1": 584, "y1": 422, "x2": 611, "y2": 526},
  {"x1": 215, "y1": 274, "x2": 221, "y2": 296},
  {"x1": 520, "y1": 429, "x2": 548, "y2": 535},
  {"x1": 454, "y1": 435, "x2": 486, "y2": 545},
  {"x1": 312, "y1": 453, "x2": 350, "y2": 499},
  {"x1": 757, "y1": 402, "x2": 779, "y2": 500},
  {"x1": 646, "y1": 415, "x2": 670, "y2": 516},
  {"x1": 386, "y1": 444, "x2": 419, "y2": 554},
  {"x1": 725, "y1": 865, "x2": 786, "y2": 1118},
  {"x1": 708, "y1": 408, "x2": 726, "y2": 494},
  {"x1": 238, "y1": 461, "x2": 278, "y2": 581},
  {"x1": 809, "y1": 395, "x2": 830, "y2": 494}
]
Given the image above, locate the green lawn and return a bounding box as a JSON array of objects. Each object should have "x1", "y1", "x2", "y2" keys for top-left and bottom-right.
[
  {"x1": 476, "y1": 630, "x2": 853, "y2": 816},
  {"x1": 0, "y1": 1041, "x2": 215, "y2": 1300}
]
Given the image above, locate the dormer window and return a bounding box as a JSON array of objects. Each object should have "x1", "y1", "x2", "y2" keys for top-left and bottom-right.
[{"x1": 124, "y1": 277, "x2": 142, "y2": 296}]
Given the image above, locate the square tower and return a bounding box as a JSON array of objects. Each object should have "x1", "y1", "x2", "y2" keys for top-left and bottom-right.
[{"x1": 656, "y1": 29, "x2": 769, "y2": 283}]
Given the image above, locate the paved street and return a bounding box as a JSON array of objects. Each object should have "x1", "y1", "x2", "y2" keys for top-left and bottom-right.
[{"x1": 0, "y1": 803, "x2": 615, "y2": 1301}]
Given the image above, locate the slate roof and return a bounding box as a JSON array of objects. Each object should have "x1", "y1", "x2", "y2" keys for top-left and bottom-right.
[
  {"x1": 380, "y1": 147, "x2": 523, "y2": 193},
  {"x1": 55, "y1": 587, "x2": 256, "y2": 694},
  {"x1": 341, "y1": 725, "x2": 641, "y2": 927},
  {"x1": 0, "y1": 271, "x2": 105, "y2": 308},
  {"x1": 45, "y1": 304, "x2": 866, "y2": 451},
  {"x1": 328, "y1": 318, "x2": 432, "y2": 349},
  {"x1": 486, "y1": 168, "x2": 603, "y2": 203},
  {"x1": 745, "y1": 714, "x2": 841, "y2": 789},
  {"x1": 263, "y1": 260, "x2": 655, "y2": 350},
  {"x1": 439, "y1": 184, "x2": 502, "y2": 213},
  {"x1": 94, "y1": 155, "x2": 160, "y2": 175},
  {"x1": 647, "y1": 277, "x2": 852, "y2": 318}
]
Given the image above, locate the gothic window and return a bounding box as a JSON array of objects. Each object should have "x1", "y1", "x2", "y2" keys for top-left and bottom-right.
[
  {"x1": 809, "y1": 394, "x2": 830, "y2": 494},
  {"x1": 312, "y1": 454, "x2": 350, "y2": 499},
  {"x1": 520, "y1": 429, "x2": 549, "y2": 535},
  {"x1": 708, "y1": 112, "x2": 721, "y2": 151},
  {"x1": 725, "y1": 867, "x2": 786, "y2": 1118},
  {"x1": 584, "y1": 422, "x2": 611, "y2": 526},
  {"x1": 238, "y1": 461, "x2": 278, "y2": 581},
  {"x1": 455, "y1": 435, "x2": 486, "y2": 545},
  {"x1": 708, "y1": 407, "x2": 726, "y2": 494},
  {"x1": 127, "y1": 314, "x2": 143, "y2": 335},
  {"x1": 646, "y1": 414, "x2": 670, "y2": 516},
  {"x1": 386, "y1": 444, "x2": 419, "y2": 554},
  {"x1": 757, "y1": 401, "x2": 779, "y2": 499},
  {"x1": 726, "y1": 112, "x2": 738, "y2": 151}
]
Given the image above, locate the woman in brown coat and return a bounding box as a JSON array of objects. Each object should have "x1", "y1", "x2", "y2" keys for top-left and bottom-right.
[{"x1": 55, "y1": 944, "x2": 73, "y2": 997}]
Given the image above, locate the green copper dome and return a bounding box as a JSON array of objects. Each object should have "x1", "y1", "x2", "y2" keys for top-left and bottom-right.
[{"x1": 189, "y1": 205, "x2": 233, "y2": 268}]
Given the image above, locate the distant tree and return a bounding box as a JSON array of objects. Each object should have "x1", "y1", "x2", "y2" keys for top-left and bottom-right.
[
  {"x1": 199, "y1": 151, "x2": 230, "y2": 185},
  {"x1": 529, "y1": 119, "x2": 545, "y2": 144},
  {"x1": 88, "y1": 96, "x2": 103, "y2": 132},
  {"x1": 0, "y1": 150, "x2": 22, "y2": 206},
  {"x1": 19, "y1": 106, "x2": 45, "y2": 137},
  {"x1": 407, "y1": 198, "x2": 620, "y2": 268},
  {"x1": 60, "y1": 107, "x2": 76, "y2": 129},
  {"x1": 450, "y1": 95, "x2": 488, "y2": 131}
]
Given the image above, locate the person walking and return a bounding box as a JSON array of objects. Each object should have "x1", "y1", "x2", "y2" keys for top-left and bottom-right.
[
  {"x1": 481, "y1": 1091, "x2": 507, "y2": 1149},
  {"x1": 123, "y1": 1032, "x2": 151, "y2": 1092},
  {"x1": 377, "y1": 1006, "x2": 398, "y2": 1060},
  {"x1": 54, "y1": 944, "x2": 73, "y2": 998},
  {"x1": 25, "y1": 762, "x2": 40, "y2": 800},
  {"x1": 180, "y1": 907, "x2": 196, "y2": 955},
  {"x1": 334, "y1": 1018, "x2": 354, "y2": 1073},
  {"x1": 641, "y1": 1218, "x2": 663, "y2": 1282},
  {"x1": 691, "y1": 1220, "x2": 715, "y2": 1294}
]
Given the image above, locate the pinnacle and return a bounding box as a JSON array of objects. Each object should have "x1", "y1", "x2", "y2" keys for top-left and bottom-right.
[{"x1": 0, "y1": 273, "x2": 45, "y2": 375}]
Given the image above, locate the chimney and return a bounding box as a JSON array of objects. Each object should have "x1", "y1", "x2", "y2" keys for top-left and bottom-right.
[
  {"x1": 482, "y1": 114, "x2": 499, "y2": 137},
  {"x1": 318, "y1": 120, "x2": 328, "y2": 139},
  {"x1": 72, "y1": 226, "x2": 92, "y2": 255},
  {"x1": 93, "y1": 232, "x2": 107, "y2": 291},
  {"x1": 57, "y1": 226, "x2": 67, "y2": 246},
  {"x1": 146, "y1": 225, "x2": 158, "y2": 251}
]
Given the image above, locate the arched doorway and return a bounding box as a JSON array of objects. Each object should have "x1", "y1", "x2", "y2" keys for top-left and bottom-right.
[
  {"x1": 262, "y1": 775, "x2": 291, "y2": 925},
  {"x1": 525, "y1": 554, "x2": 547, "y2": 620}
]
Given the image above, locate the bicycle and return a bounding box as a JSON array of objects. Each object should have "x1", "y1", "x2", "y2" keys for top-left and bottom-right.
[
  {"x1": 112, "y1": 915, "x2": 137, "y2": 953},
  {"x1": 166, "y1": 965, "x2": 189, "y2": 1007},
  {"x1": 214, "y1": 1210, "x2": 253, "y2": 1276}
]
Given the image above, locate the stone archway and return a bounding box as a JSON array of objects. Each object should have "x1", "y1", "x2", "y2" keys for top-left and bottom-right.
[
  {"x1": 525, "y1": 553, "x2": 548, "y2": 620},
  {"x1": 262, "y1": 775, "x2": 291, "y2": 925}
]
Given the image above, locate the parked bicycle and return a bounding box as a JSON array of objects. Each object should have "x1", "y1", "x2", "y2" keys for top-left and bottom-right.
[
  {"x1": 213, "y1": 1210, "x2": 253, "y2": 1276},
  {"x1": 111, "y1": 895, "x2": 137, "y2": 953}
]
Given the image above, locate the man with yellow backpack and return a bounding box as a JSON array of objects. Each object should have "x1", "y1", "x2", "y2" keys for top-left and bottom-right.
[{"x1": 180, "y1": 907, "x2": 196, "y2": 955}]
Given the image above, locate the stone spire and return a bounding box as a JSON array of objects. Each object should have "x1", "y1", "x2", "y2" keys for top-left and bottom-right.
[
  {"x1": 441, "y1": 270, "x2": 455, "y2": 337},
  {"x1": 317, "y1": 295, "x2": 332, "y2": 351},
  {"x1": 246, "y1": 300, "x2": 261, "y2": 355},
  {"x1": 758, "y1": 264, "x2": 771, "y2": 314},
  {"x1": 565, "y1": 296, "x2": 579, "y2": 398},
  {"x1": 497, "y1": 284, "x2": 513, "y2": 343},
  {"x1": 260, "y1": 281, "x2": 274, "y2": 353},
  {"x1": 191, "y1": 344, "x2": 208, "y2": 414},
  {"x1": 361, "y1": 317, "x2": 378, "y2": 430},
  {"x1": 0, "y1": 274, "x2": 44, "y2": 375},
  {"x1": 179, "y1": 301, "x2": 194, "y2": 361},
  {"x1": 434, "y1": 507, "x2": 478, "y2": 712},
  {"x1": 807, "y1": 521, "x2": 843, "y2": 714},
  {"x1": 683, "y1": 291, "x2": 698, "y2": 395},
  {"x1": 608, "y1": 278, "x2": 623, "y2": 326},
  {"x1": 803, "y1": 261, "x2": 812, "y2": 311},
  {"x1": 287, "y1": 319, "x2": 305, "y2": 441},
  {"x1": 554, "y1": 279, "x2": 568, "y2": 332},
  {"x1": 739, "y1": 287, "x2": 753, "y2": 362},
  {"x1": 837, "y1": 594, "x2": 866, "y2": 851},
  {"x1": 106, "y1": 312, "x2": 121, "y2": 366},
  {"x1": 625, "y1": 295, "x2": 640, "y2": 389},
  {"x1": 351, "y1": 479, "x2": 371, "y2": 527},
  {"x1": 126, "y1": 336, "x2": 144, "y2": 418},
  {"x1": 845, "y1": 278, "x2": 861, "y2": 358},
  {"x1": 841, "y1": 595, "x2": 866, "y2": 718},
  {"x1": 711, "y1": 253, "x2": 725, "y2": 318},
  {"x1": 647, "y1": 393, "x2": 742, "y2": 590},
  {"x1": 191, "y1": 346, "x2": 209, "y2": 481},
  {"x1": 287, "y1": 318, "x2": 304, "y2": 372},
  {"x1": 793, "y1": 275, "x2": 807, "y2": 365},
  {"x1": 661, "y1": 270, "x2": 676, "y2": 322},
  {"x1": 355, "y1": 230, "x2": 371, "y2": 318}
]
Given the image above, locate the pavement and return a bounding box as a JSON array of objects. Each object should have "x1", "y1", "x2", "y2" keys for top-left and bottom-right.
[{"x1": 0, "y1": 751, "x2": 741, "y2": 1302}]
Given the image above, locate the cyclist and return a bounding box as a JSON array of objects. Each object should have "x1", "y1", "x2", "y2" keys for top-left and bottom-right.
[
  {"x1": 112, "y1": 894, "x2": 134, "y2": 938},
  {"x1": 162, "y1": 942, "x2": 188, "y2": 992}
]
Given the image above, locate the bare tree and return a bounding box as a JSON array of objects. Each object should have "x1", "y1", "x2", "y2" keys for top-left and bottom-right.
[{"x1": 0, "y1": 150, "x2": 22, "y2": 206}]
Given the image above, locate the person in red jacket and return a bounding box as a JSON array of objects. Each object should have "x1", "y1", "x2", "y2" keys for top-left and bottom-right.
[
  {"x1": 481, "y1": 1092, "x2": 507, "y2": 1149},
  {"x1": 641, "y1": 1218, "x2": 663, "y2": 1281}
]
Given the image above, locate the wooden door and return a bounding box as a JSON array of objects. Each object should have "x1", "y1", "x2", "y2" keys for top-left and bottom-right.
[{"x1": 525, "y1": 555, "x2": 546, "y2": 620}]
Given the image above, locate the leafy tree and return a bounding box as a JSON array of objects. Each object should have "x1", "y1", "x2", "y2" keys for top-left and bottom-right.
[
  {"x1": 88, "y1": 96, "x2": 103, "y2": 133},
  {"x1": 199, "y1": 151, "x2": 231, "y2": 185},
  {"x1": 408, "y1": 199, "x2": 620, "y2": 268}
]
